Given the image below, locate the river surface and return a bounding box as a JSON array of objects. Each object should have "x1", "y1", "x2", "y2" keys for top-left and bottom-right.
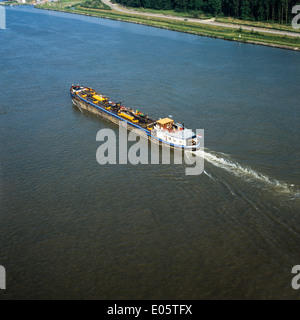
[{"x1": 0, "y1": 6, "x2": 299, "y2": 299}]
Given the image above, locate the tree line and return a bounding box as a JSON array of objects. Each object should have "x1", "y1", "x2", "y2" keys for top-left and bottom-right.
[{"x1": 113, "y1": 0, "x2": 300, "y2": 23}]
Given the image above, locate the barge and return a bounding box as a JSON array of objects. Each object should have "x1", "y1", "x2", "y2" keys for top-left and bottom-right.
[{"x1": 70, "y1": 85, "x2": 201, "y2": 151}]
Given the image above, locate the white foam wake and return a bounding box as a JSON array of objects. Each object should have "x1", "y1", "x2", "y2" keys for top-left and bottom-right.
[{"x1": 194, "y1": 149, "x2": 299, "y2": 198}]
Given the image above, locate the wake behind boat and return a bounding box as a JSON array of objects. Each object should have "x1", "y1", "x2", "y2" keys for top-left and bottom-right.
[{"x1": 70, "y1": 85, "x2": 201, "y2": 151}]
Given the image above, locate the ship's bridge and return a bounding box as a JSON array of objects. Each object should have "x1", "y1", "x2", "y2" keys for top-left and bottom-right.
[{"x1": 156, "y1": 118, "x2": 174, "y2": 129}]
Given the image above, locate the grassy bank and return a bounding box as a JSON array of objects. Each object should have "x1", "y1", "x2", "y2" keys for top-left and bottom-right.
[
  {"x1": 215, "y1": 16, "x2": 300, "y2": 35},
  {"x1": 120, "y1": 6, "x2": 212, "y2": 20},
  {"x1": 35, "y1": 1, "x2": 300, "y2": 51},
  {"x1": 121, "y1": 6, "x2": 300, "y2": 34},
  {"x1": 0, "y1": 1, "x2": 23, "y2": 5}
]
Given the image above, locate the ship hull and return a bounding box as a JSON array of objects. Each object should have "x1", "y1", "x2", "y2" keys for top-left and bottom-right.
[
  {"x1": 70, "y1": 87, "x2": 200, "y2": 151},
  {"x1": 71, "y1": 95, "x2": 128, "y2": 129}
]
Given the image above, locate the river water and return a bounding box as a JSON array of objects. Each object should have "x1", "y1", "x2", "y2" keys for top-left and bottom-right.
[{"x1": 0, "y1": 6, "x2": 299, "y2": 299}]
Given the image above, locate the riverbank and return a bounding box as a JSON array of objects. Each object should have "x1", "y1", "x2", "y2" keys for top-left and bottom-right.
[
  {"x1": 123, "y1": 5, "x2": 300, "y2": 35},
  {"x1": 35, "y1": 3, "x2": 300, "y2": 51},
  {"x1": 0, "y1": 1, "x2": 26, "y2": 5}
]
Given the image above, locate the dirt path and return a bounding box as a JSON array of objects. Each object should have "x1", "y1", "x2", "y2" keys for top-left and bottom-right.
[{"x1": 102, "y1": 0, "x2": 300, "y2": 38}]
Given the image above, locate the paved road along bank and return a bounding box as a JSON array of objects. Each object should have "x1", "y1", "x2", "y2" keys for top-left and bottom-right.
[{"x1": 102, "y1": 0, "x2": 300, "y2": 38}]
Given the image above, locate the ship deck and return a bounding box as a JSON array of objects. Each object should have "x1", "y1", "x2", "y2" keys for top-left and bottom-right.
[{"x1": 75, "y1": 87, "x2": 156, "y2": 130}]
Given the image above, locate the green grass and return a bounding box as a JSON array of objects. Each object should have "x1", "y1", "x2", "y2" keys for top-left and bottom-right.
[
  {"x1": 215, "y1": 16, "x2": 300, "y2": 34},
  {"x1": 103, "y1": 4, "x2": 300, "y2": 33},
  {"x1": 35, "y1": 2, "x2": 300, "y2": 51},
  {"x1": 0, "y1": 1, "x2": 20, "y2": 5},
  {"x1": 121, "y1": 6, "x2": 212, "y2": 20},
  {"x1": 35, "y1": 0, "x2": 82, "y2": 9},
  {"x1": 81, "y1": 0, "x2": 111, "y2": 10}
]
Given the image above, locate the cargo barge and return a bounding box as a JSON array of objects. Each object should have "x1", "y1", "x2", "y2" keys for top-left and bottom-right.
[{"x1": 70, "y1": 85, "x2": 201, "y2": 151}]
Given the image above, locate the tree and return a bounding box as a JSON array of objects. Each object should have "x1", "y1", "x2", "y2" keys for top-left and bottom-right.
[
  {"x1": 188, "y1": 0, "x2": 203, "y2": 11},
  {"x1": 194, "y1": 0, "x2": 203, "y2": 11},
  {"x1": 284, "y1": 0, "x2": 289, "y2": 24},
  {"x1": 269, "y1": 0, "x2": 276, "y2": 21},
  {"x1": 207, "y1": 0, "x2": 222, "y2": 15},
  {"x1": 113, "y1": 0, "x2": 300, "y2": 22},
  {"x1": 257, "y1": 0, "x2": 266, "y2": 21},
  {"x1": 174, "y1": 0, "x2": 189, "y2": 12},
  {"x1": 233, "y1": 0, "x2": 240, "y2": 18},
  {"x1": 240, "y1": 0, "x2": 251, "y2": 20}
]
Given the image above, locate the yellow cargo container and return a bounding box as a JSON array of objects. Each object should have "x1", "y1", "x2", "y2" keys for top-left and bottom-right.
[
  {"x1": 93, "y1": 94, "x2": 105, "y2": 101},
  {"x1": 118, "y1": 112, "x2": 134, "y2": 121}
]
